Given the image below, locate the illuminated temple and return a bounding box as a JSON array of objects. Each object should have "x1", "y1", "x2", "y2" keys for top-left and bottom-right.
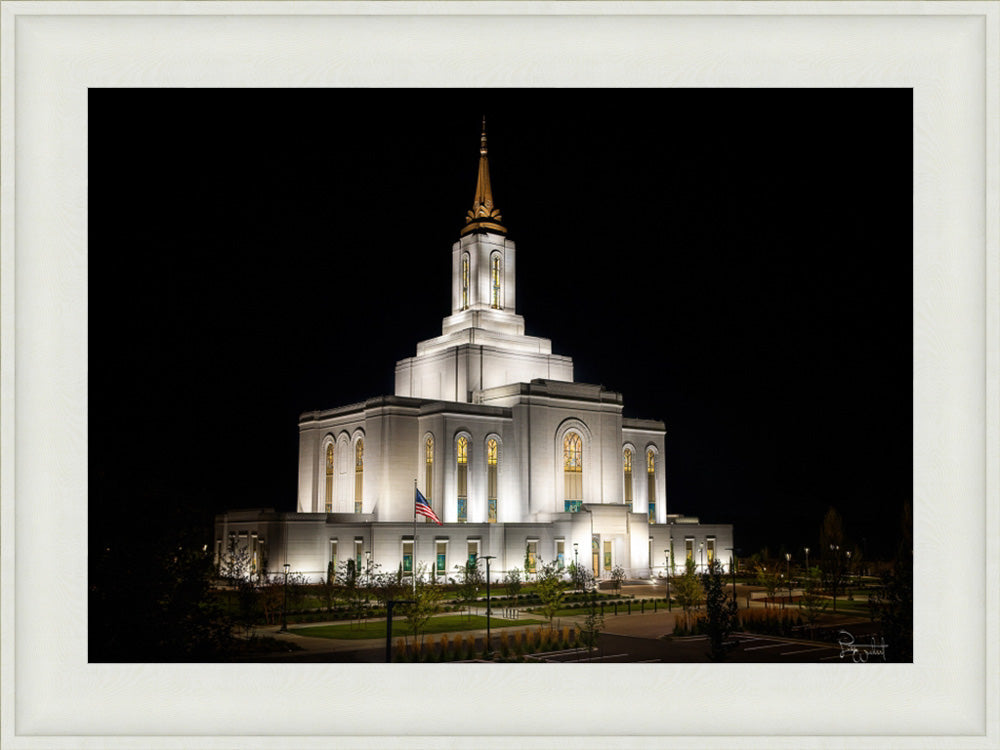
[{"x1": 215, "y1": 123, "x2": 733, "y2": 583}]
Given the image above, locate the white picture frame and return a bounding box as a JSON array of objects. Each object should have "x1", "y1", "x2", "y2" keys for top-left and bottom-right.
[{"x1": 1, "y1": 2, "x2": 997, "y2": 748}]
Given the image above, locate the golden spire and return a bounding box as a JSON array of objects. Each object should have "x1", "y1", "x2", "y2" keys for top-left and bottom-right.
[{"x1": 461, "y1": 116, "x2": 506, "y2": 236}]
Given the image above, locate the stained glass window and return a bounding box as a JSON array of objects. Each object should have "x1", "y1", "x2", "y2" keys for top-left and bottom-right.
[
  {"x1": 402, "y1": 540, "x2": 413, "y2": 574},
  {"x1": 436, "y1": 541, "x2": 447, "y2": 576},
  {"x1": 487, "y1": 438, "x2": 498, "y2": 523},
  {"x1": 623, "y1": 448, "x2": 633, "y2": 505},
  {"x1": 462, "y1": 253, "x2": 470, "y2": 310},
  {"x1": 457, "y1": 436, "x2": 468, "y2": 523},
  {"x1": 425, "y1": 435, "x2": 434, "y2": 509},
  {"x1": 526, "y1": 541, "x2": 537, "y2": 574},
  {"x1": 491, "y1": 254, "x2": 502, "y2": 309},
  {"x1": 647, "y1": 449, "x2": 656, "y2": 523},
  {"x1": 564, "y1": 432, "x2": 582, "y2": 511},
  {"x1": 354, "y1": 439, "x2": 364, "y2": 513},
  {"x1": 325, "y1": 443, "x2": 334, "y2": 512}
]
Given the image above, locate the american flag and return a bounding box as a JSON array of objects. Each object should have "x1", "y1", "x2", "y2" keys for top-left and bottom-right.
[{"x1": 415, "y1": 487, "x2": 443, "y2": 525}]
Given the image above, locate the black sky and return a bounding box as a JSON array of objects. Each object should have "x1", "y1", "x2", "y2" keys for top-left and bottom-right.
[{"x1": 89, "y1": 89, "x2": 912, "y2": 561}]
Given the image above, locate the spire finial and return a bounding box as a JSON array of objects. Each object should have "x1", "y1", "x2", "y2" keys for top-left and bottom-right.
[{"x1": 462, "y1": 117, "x2": 506, "y2": 236}]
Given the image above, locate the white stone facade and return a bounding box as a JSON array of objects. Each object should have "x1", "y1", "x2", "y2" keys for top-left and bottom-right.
[{"x1": 215, "y1": 126, "x2": 733, "y2": 582}]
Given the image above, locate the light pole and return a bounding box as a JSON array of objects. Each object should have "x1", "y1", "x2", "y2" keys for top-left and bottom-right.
[
  {"x1": 573, "y1": 542, "x2": 579, "y2": 583},
  {"x1": 845, "y1": 550, "x2": 852, "y2": 600},
  {"x1": 664, "y1": 549, "x2": 671, "y2": 611},
  {"x1": 698, "y1": 542, "x2": 704, "y2": 573},
  {"x1": 830, "y1": 544, "x2": 840, "y2": 612},
  {"x1": 804, "y1": 546, "x2": 810, "y2": 573},
  {"x1": 385, "y1": 597, "x2": 415, "y2": 662},
  {"x1": 279, "y1": 562, "x2": 290, "y2": 633},
  {"x1": 481, "y1": 555, "x2": 496, "y2": 655},
  {"x1": 785, "y1": 552, "x2": 792, "y2": 604}
]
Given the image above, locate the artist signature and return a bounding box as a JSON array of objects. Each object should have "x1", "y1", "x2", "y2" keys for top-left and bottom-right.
[{"x1": 837, "y1": 630, "x2": 888, "y2": 662}]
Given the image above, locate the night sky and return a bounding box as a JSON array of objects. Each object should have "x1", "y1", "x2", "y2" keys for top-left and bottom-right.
[{"x1": 90, "y1": 89, "x2": 911, "y2": 563}]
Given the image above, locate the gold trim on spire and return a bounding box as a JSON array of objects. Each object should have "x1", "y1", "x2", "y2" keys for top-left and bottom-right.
[{"x1": 461, "y1": 116, "x2": 506, "y2": 236}]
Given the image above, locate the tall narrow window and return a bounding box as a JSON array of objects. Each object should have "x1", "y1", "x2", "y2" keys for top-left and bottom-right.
[
  {"x1": 647, "y1": 449, "x2": 656, "y2": 523},
  {"x1": 354, "y1": 439, "x2": 364, "y2": 513},
  {"x1": 329, "y1": 539, "x2": 337, "y2": 582},
  {"x1": 467, "y1": 539, "x2": 479, "y2": 566},
  {"x1": 707, "y1": 538, "x2": 715, "y2": 567},
  {"x1": 461, "y1": 253, "x2": 470, "y2": 310},
  {"x1": 685, "y1": 537, "x2": 694, "y2": 562},
  {"x1": 402, "y1": 540, "x2": 414, "y2": 574},
  {"x1": 556, "y1": 539, "x2": 565, "y2": 569},
  {"x1": 526, "y1": 540, "x2": 537, "y2": 574},
  {"x1": 424, "y1": 435, "x2": 434, "y2": 509},
  {"x1": 564, "y1": 432, "x2": 583, "y2": 512},
  {"x1": 487, "y1": 438, "x2": 498, "y2": 523},
  {"x1": 490, "y1": 254, "x2": 502, "y2": 309},
  {"x1": 623, "y1": 448, "x2": 633, "y2": 506},
  {"x1": 603, "y1": 540, "x2": 612, "y2": 572},
  {"x1": 325, "y1": 443, "x2": 334, "y2": 512},
  {"x1": 435, "y1": 541, "x2": 447, "y2": 577},
  {"x1": 456, "y1": 436, "x2": 468, "y2": 522},
  {"x1": 354, "y1": 538, "x2": 364, "y2": 573}
]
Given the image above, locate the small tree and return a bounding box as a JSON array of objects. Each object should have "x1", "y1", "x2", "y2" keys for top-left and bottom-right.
[
  {"x1": 580, "y1": 587, "x2": 605, "y2": 660},
  {"x1": 798, "y1": 566, "x2": 828, "y2": 639},
  {"x1": 534, "y1": 559, "x2": 567, "y2": 630},
  {"x1": 610, "y1": 564, "x2": 626, "y2": 594},
  {"x1": 220, "y1": 538, "x2": 259, "y2": 637},
  {"x1": 320, "y1": 560, "x2": 336, "y2": 612},
  {"x1": 755, "y1": 561, "x2": 781, "y2": 608},
  {"x1": 672, "y1": 557, "x2": 704, "y2": 631},
  {"x1": 503, "y1": 567, "x2": 523, "y2": 606},
  {"x1": 453, "y1": 559, "x2": 484, "y2": 619},
  {"x1": 568, "y1": 561, "x2": 590, "y2": 592},
  {"x1": 400, "y1": 564, "x2": 441, "y2": 649},
  {"x1": 339, "y1": 558, "x2": 366, "y2": 626},
  {"x1": 702, "y1": 558, "x2": 739, "y2": 661},
  {"x1": 869, "y1": 502, "x2": 912, "y2": 662}
]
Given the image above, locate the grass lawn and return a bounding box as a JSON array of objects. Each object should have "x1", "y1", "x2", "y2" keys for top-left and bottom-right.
[{"x1": 291, "y1": 614, "x2": 547, "y2": 640}]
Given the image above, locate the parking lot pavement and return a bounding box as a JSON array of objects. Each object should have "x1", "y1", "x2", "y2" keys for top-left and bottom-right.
[{"x1": 728, "y1": 634, "x2": 846, "y2": 662}]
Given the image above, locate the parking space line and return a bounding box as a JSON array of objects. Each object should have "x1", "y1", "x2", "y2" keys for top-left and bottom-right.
[{"x1": 780, "y1": 646, "x2": 831, "y2": 656}]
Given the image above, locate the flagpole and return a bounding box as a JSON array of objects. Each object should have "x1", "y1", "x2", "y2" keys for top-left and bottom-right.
[{"x1": 413, "y1": 479, "x2": 417, "y2": 596}]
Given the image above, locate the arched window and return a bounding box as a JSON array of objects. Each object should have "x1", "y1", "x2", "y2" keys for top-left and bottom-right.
[
  {"x1": 325, "y1": 442, "x2": 334, "y2": 512},
  {"x1": 490, "y1": 254, "x2": 502, "y2": 309},
  {"x1": 354, "y1": 439, "x2": 364, "y2": 513},
  {"x1": 487, "y1": 438, "x2": 499, "y2": 523},
  {"x1": 424, "y1": 435, "x2": 434, "y2": 507},
  {"x1": 462, "y1": 253, "x2": 470, "y2": 310},
  {"x1": 456, "y1": 436, "x2": 468, "y2": 522},
  {"x1": 564, "y1": 432, "x2": 583, "y2": 512},
  {"x1": 647, "y1": 448, "x2": 656, "y2": 523},
  {"x1": 623, "y1": 448, "x2": 633, "y2": 506}
]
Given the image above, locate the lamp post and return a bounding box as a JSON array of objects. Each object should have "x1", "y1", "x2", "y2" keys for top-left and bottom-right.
[
  {"x1": 279, "y1": 562, "x2": 290, "y2": 633},
  {"x1": 481, "y1": 555, "x2": 496, "y2": 655},
  {"x1": 385, "y1": 598, "x2": 415, "y2": 663},
  {"x1": 664, "y1": 549, "x2": 671, "y2": 611},
  {"x1": 804, "y1": 546, "x2": 810, "y2": 573},
  {"x1": 698, "y1": 542, "x2": 704, "y2": 573},
  {"x1": 785, "y1": 552, "x2": 792, "y2": 604},
  {"x1": 573, "y1": 542, "x2": 579, "y2": 579},
  {"x1": 845, "y1": 550, "x2": 852, "y2": 600},
  {"x1": 830, "y1": 544, "x2": 840, "y2": 612}
]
